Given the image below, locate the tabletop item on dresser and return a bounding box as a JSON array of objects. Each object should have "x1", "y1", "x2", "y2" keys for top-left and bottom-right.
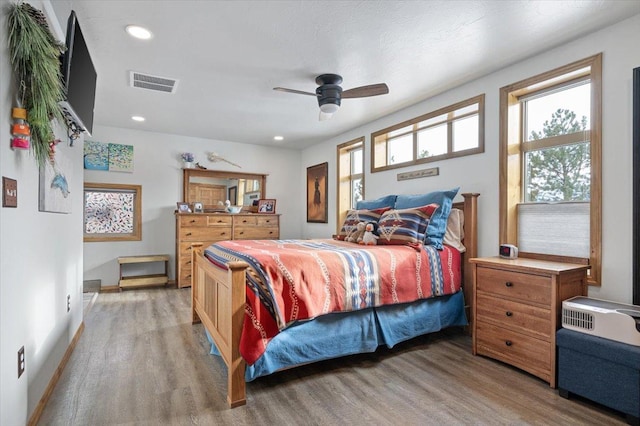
[{"x1": 499, "y1": 244, "x2": 518, "y2": 259}]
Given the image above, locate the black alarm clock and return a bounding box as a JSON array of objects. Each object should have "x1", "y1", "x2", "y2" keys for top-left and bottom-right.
[{"x1": 499, "y1": 244, "x2": 519, "y2": 259}]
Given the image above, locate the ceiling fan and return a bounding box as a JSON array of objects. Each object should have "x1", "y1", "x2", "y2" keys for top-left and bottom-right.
[{"x1": 274, "y1": 74, "x2": 389, "y2": 120}]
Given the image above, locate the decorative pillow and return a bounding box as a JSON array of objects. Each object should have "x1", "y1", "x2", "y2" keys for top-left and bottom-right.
[
  {"x1": 394, "y1": 187, "x2": 459, "y2": 249},
  {"x1": 443, "y1": 208, "x2": 465, "y2": 252},
  {"x1": 336, "y1": 207, "x2": 390, "y2": 241},
  {"x1": 355, "y1": 195, "x2": 397, "y2": 210},
  {"x1": 377, "y1": 203, "x2": 439, "y2": 246}
]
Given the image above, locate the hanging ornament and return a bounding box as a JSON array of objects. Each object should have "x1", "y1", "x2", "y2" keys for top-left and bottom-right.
[
  {"x1": 48, "y1": 139, "x2": 61, "y2": 163},
  {"x1": 10, "y1": 107, "x2": 30, "y2": 150}
]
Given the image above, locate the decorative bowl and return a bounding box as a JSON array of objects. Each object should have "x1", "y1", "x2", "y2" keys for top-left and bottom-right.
[{"x1": 226, "y1": 206, "x2": 242, "y2": 214}]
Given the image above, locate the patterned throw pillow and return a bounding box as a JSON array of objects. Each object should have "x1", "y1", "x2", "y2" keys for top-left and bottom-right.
[
  {"x1": 336, "y1": 207, "x2": 390, "y2": 241},
  {"x1": 377, "y1": 203, "x2": 439, "y2": 246}
]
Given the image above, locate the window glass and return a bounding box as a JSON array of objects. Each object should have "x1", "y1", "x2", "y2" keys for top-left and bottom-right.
[
  {"x1": 525, "y1": 83, "x2": 590, "y2": 141},
  {"x1": 388, "y1": 134, "x2": 413, "y2": 164},
  {"x1": 417, "y1": 124, "x2": 447, "y2": 158},
  {"x1": 453, "y1": 115, "x2": 479, "y2": 152}
]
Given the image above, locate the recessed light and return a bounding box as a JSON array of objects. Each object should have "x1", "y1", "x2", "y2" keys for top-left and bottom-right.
[
  {"x1": 273, "y1": 136, "x2": 284, "y2": 141},
  {"x1": 131, "y1": 116, "x2": 145, "y2": 122},
  {"x1": 125, "y1": 25, "x2": 152, "y2": 40}
]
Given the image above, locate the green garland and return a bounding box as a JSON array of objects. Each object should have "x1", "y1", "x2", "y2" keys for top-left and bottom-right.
[{"x1": 7, "y1": 2, "x2": 66, "y2": 167}]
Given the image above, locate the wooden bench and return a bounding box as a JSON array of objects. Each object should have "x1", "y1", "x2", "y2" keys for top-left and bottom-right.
[{"x1": 118, "y1": 254, "x2": 170, "y2": 290}]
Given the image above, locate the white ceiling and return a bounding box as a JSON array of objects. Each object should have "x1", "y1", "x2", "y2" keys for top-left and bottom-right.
[{"x1": 61, "y1": 0, "x2": 640, "y2": 149}]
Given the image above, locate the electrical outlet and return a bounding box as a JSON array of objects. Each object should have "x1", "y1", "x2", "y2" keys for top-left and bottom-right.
[
  {"x1": 67, "y1": 294, "x2": 71, "y2": 312},
  {"x1": 18, "y1": 346, "x2": 25, "y2": 378}
]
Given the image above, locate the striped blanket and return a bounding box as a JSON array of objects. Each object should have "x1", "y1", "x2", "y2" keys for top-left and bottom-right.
[{"x1": 204, "y1": 239, "x2": 461, "y2": 364}]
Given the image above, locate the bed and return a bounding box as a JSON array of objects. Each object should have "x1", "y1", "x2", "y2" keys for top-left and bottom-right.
[{"x1": 191, "y1": 192, "x2": 479, "y2": 407}]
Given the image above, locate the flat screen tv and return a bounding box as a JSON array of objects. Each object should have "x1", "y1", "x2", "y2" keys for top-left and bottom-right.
[{"x1": 60, "y1": 10, "x2": 97, "y2": 136}]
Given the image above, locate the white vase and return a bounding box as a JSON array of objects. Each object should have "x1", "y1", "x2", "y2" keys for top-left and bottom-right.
[{"x1": 183, "y1": 161, "x2": 194, "y2": 169}]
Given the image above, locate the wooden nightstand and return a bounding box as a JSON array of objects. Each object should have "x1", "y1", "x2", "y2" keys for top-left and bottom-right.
[{"x1": 470, "y1": 256, "x2": 588, "y2": 387}]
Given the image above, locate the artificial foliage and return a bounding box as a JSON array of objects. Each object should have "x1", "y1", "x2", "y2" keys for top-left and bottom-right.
[{"x1": 7, "y1": 2, "x2": 66, "y2": 167}]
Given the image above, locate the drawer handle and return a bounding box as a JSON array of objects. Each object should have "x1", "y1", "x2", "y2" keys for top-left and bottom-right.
[
  {"x1": 505, "y1": 340, "x2": 512, "y2": 347},
  {"x1": 190, "y1": 219, "x2": 196, "y2": 223},
  {"x1": 505, "y1": 311, "x2": 512, "y2": 317},
  {"x1": 186, "y1": 274, "x2": 191, "y2": 279},
  {"x1": 221, "y1": 232, "x2": 226, "y2": 236},
  {"x1": 217, "y1": 220, "x2": 224, "y2": 223},
  {"x1": 186, "y1": 232, "x2": 192, "y2": 236},
  {"x1": 239, "y1": 232, "x2": 244, "y2": 235},
  {"x1": 242, "y1": 220, "x2": 248, "y2": 223},
  {"x1": 186, "y1": 260, "x2": 191, "y2": 264},
  {"x1": 505, "y1": 281, "x2": 513, "y2": 287},
  {"x1": 187, "y1": 247, "x2": 192, "y2": 251}
]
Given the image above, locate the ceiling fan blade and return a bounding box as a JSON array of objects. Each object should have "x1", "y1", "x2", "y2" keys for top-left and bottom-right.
[
  {"x1": 273, "y1": 87, "x2": 318, "y2": 97},
  {"x1": 342, "y1": 83, "x2": 389, "y2": 99}
]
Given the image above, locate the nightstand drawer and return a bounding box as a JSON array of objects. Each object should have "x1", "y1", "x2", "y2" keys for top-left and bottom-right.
[
  {"x1": 477, "y1": 266, "x2": 550, "y2": 305},
  {"x1": 476, "y1": 293, "x2": 551, "y2": 340},
  {"x1": 476, "y1": 320, "x2": 551, "y2": 376}
]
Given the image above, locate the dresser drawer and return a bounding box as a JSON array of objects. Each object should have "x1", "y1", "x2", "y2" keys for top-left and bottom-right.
[
  {"x1": 476, "y1": 293, "x2": 551, "y2": 340},
  {"x1": 180, "y1": 227, "x2": 232, "y2": 241},
  {"x1": 179, "y1": 215, "x2": 232, "y2": 227},
  {"x1": 476, "y1": 320, "x2": 551, "y2": 377},
  {"x1": 234, "y1": 226, "x2": 279, "y2": 240},
  {"x1": 234, "y1": 216, "x2": 258, "y2": 226},
  {"x1": 477, "y1": 266, "x2": 551, "y2": 305},
  {"x1": 256, "y1": 216, "x2": 279, "y2": 227}
]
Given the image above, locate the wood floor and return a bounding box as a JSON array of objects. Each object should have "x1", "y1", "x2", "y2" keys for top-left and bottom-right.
[{"x1": 39, "y1": 288, "x2": 625, "y2": 425}]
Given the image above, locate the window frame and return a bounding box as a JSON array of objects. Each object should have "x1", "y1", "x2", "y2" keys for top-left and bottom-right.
[
  {"x1": 499, "y1": 54, "x2": 602, "y2": 285},
  {"x1": 371, "y1": 94, "x2": 485, "y2": 172},
  {"x1": 83, "y1": 182, "x2": 142, "y2": 242},
  {"x1": 337, "y1": 137, "x2": 365, "y2": 233}
]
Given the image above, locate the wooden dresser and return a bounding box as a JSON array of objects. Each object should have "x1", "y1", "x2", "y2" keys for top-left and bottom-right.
[
  {"x1": 470, "y1": 257, "x2": 588, "y2": 387},
  {"x1": 175, "y1": 212, "x2": 280, "y2": 288}
]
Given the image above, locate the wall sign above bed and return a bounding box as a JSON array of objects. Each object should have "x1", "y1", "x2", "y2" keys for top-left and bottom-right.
[{"x1": 397, "y1": 167, "x2": 439, "y2": 181}]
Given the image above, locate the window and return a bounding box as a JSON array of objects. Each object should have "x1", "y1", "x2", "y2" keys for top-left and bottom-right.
[
  {"x1": 372, "y1": 94, "x2": 484, "y2": 172},
  {"x1": 499, "y1": 54, "x2": 601, "y2": 285},
  {"x1": 84, "y1": 183, "x2": 142, "y2": 242},
  {"x1": 337, "y1": 137, "x2": 364, "y2": 232}
]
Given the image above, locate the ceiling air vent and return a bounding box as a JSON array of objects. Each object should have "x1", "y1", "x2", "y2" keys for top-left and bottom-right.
[{"x1": 129, "y1": 71, "x2": 178, "y2": 93}]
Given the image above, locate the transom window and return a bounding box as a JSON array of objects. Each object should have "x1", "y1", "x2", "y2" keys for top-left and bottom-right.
[
  {"x1": 499, "y1": 54, "x2": 601, "y2": 285},
  {"x1": 372, "y1": 94, "x2": 484, "y2": 172},
  {"x1": 337, "y1": 137, "x2": 364, "y2": 232}
]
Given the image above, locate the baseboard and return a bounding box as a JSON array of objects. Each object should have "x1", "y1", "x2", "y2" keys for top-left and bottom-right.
[{"x1": 27, "y1": 321, "x2": 85, "y2": 426}]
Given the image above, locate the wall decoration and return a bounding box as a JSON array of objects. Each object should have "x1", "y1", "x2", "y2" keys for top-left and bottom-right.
[
  {"x1": 7, "y1": 3, "x2": 66, "y2": 167},
  {"x1": 83, "y1": 141, "x2": 134, "y2": 172},
  {"x1": 307, "y1": 162, "x2": 328, "y2": 223},
  {"x1": 2, "y1": 177, "x2": 17, "y2": 208},
  {"x1": 39, "y1": 146, "x2": 72, "y2": 214},
  {"x1": 397, "y1": 167, "x2": 439, "y2": 181},
  {"x1": 258, "y1": 199, "x2": 276, "y2": 214},
  {"x1": 84, "y1": 183, "x2": 142, "y2": 242},
  {"x1": 84, "y1": 140, "x2": 109, "y2": 170},
  {"x1": 108, "y1": 143, "x2": 134, "y2": 172}
]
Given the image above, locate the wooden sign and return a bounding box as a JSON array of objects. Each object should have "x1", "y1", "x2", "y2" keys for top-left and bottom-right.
[
  {"x1": 2, "y1": 177, "x2": 17, "y2": 208},
  {"x1": 397, "y1": 167, "x2": 439, "y2": 181}
]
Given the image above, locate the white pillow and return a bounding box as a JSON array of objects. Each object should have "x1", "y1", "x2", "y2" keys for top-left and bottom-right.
[{"x1": 443, "y1": 208, "x2": 465, "y2": 252}]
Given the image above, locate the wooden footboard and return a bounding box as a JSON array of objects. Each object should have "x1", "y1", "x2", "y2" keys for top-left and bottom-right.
[
  {"x1": 192, "y1": 192, "x2": 479, "y2": 408},
  {"x1": 191, "y1": 244, "x2": 249, "y2": 407}
]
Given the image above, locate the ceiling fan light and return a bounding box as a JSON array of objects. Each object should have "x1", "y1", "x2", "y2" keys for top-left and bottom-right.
[{"x1": 320, "y1": 103, "x2": 339, "y2": 114}]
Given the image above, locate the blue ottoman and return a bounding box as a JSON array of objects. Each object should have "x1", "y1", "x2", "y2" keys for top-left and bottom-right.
[{"x1": 556, "y1": 328, "x2": 640, "y2": 425}]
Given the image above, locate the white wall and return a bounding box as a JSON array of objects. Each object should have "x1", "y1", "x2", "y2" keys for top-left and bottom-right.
[
  {"x1": 83, "y1": 126, "x2": 302, "y2": 287},
  {"x1": 0, "y1": 1, "x2": 85, "y2": 424},
  {"x1": 301, "y1": 13, "x2": 640, "y2": 304}
]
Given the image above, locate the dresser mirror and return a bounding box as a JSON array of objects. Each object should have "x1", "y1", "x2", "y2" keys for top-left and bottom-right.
[{"x1": 182, "y1": 169, "x2": 267, "y2": 211}]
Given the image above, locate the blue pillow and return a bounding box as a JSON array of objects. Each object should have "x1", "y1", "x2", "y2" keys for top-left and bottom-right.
[
  {"x1": 356, "y1": 195, "x2": 397, "y2": 210},
  {"x1": 394, "y1": 187, "x2": 460, "y2": 249}
]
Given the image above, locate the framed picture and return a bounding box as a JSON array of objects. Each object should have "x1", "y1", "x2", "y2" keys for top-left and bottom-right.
[
  {"x1": 193, "y1": 201, "x2": 204, "y2": 213},
  {"x1": 176, "y1": 202, "x2": 191, "y2": 213},
  {"x1": 257, "y1": 199, "x2": 276, "y2": 214},
  {"x1": 307, "y1": 162, "x2": 328, "y2": 223}
]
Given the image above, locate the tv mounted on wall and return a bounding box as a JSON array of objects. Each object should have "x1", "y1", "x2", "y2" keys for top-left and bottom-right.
[{"x1": 60, "y1": 10, "x2": 97, "y2": 136}]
